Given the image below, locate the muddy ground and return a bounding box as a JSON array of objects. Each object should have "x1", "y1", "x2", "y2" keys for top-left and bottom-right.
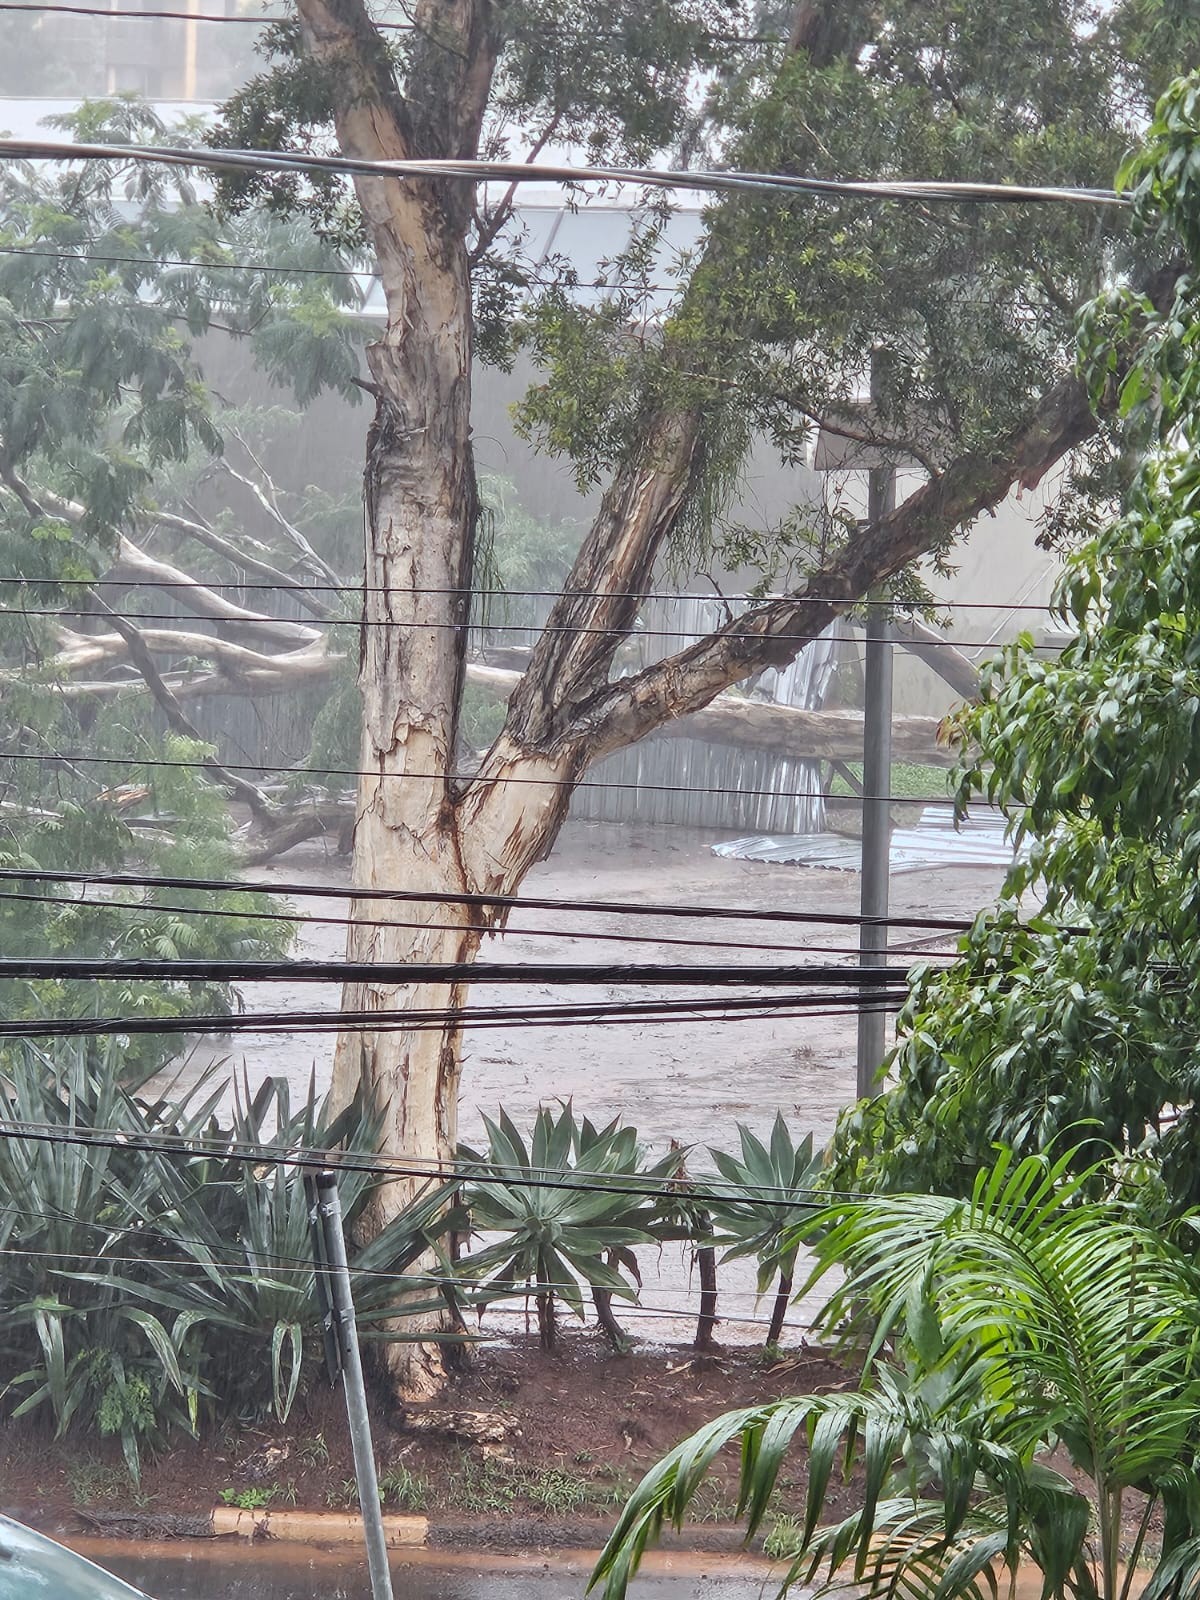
[{"x1": 3, "y1": 1339, "x2": 862, "y2": 1543}]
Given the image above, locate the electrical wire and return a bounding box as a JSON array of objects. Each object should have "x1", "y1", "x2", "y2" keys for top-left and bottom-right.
[
  {"x1": 0, "y1": 572, "x2": 1058, "y2": 613},
  {"x1": 0, "y1": 1, "x2": 409, "y2": 23},
  {"x1": 0, "y1": 1242, "x2": 813, "y2": 1333},
  {"x1": 0, "y1": 993, "x2": 908, "y2": 1041},
  {"x1": 0, "y1": 955, "x2": 918, "y2": 985},
  {"x1": 0, "y1": 1250, "x2": 816, "y2": 1335},
  {"x1": 0, "y1": 3, "x2": 787, "y2": 48},
  {"x1": 0, "y1": 241, "x2": 694, "y2": 295},
  {"x1": 4, "y1": 599, "x2": 1064, "y2": 652},
  {"x1": 0, "y1": 137, "x2": 1127, "y2": 209},
  {"x1": 0, "y1": 865, "x2": 988, "y2": 932},
  {"x1": 0, "y1": 1117, "x2": 879, "y2": 1204},
  {"x1": 0, "y1": 747, "x2": 963, "y2": 808},
  {"x1": 0, "y1": 884, "x2": 961, "y2": 959}
]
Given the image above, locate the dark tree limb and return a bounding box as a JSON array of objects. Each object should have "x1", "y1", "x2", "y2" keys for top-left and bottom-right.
[{"x1": 91, "y1": 598, "x2": 276, "y2": 821}]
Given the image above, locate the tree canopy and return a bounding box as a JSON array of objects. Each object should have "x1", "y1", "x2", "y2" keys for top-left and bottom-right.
[{"x1": 832, "y1": 71, "x2": 1200, "y2": 1219}]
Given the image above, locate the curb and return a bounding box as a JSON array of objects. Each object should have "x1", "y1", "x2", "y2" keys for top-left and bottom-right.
[{"x1": 211, "y1": 1507, "x2": 428, "y2": 1545}]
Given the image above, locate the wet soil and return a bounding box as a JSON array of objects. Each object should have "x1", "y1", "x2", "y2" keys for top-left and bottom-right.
[{"x1": 1, "y1": 1338, "x2": 861, "y2": 1544}]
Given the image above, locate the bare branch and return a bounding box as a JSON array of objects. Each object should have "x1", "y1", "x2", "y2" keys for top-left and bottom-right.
[
  {"x1": 470, "y1": 114, "x2": 564, "y2": 266},
  {"x1": 220, "y1": 431, "x2": 342, "y2": 587},
  {"x1": 147, "y1": 508, "x2": 339, "y2": 621}
]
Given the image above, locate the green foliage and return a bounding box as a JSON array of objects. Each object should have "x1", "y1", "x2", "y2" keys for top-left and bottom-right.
[
  {"x1": 457, "y1": 1104, "x2": 672, "y2": 1350},
  {"x1": 595, "y1": 1150, "x2": 1200, "y2": 1600},
  {"x1": 218, "y1": 1486, "x2": 273, "y2": 1510},
  {"x1": 0, "y1": 1043, "x2": 463, "y2": 1480},
  {"x1": 831, "y1": 74, "x2": 1200, "y2": 1215},
  {"x1": 378, "y1": 1465, "x2": 430, "y2": 1512},
  {"x1": 706, "y1": 1116, "x2": 823, "y2": 1347},
  {"x1": 514, "y1": 0, "x2": 1161, "y2": 569},
  {"x1": 0, "y1": 97, "x2": 375, "y2": 1059},
  {"x1": 0, "y1": 731, "x2": 295, "y2": 1080}
]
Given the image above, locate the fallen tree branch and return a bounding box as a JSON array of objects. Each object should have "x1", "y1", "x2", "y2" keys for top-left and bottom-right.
[
  {"x1": 149, "y1": 507, "x2": 339, "y2": 620},
  {"x1": 91, "y1": 599, "x2": 276, "y2": 820},
  {"x1": 103, "y1": 537, "x2": 322, "y2": 650},
  {"x1": 466, "y1": 662, "x2": 955, "y2": 765},
  {"x1": 888, "y1": 615, "x2": 980, "y2": 702}
]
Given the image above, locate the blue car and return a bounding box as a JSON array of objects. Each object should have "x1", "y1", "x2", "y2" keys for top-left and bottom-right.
[{"x1": 0, "y1": 1515, "x2": 154, "y2": 1599}]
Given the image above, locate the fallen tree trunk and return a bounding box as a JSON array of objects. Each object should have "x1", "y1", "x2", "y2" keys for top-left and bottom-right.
[{"x1": 465, "y1": 664, "x2": 957, "y2": 765}]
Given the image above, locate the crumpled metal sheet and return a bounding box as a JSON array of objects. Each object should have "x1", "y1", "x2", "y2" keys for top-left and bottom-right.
[{"x1": 712, "y1": 806, "x2": 1023, "y2": 874}]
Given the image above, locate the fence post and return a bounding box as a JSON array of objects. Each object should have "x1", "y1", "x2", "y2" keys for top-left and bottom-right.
[{"x1": 312, "y1": 1170, "x2": 395, "y2": 1600}]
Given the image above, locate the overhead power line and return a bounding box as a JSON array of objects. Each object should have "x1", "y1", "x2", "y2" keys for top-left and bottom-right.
[
  {"x1": 0, "y1": 955, "x2": 911, "y2": 984},
  {"x1": 0, "y1": 1, "x2": 411, "y2": 22},
  {"x1": 0, "y1": 993, "x2": 906, "y2": 1040},
  {"x1": 0, "y1": 137, "x2": 1126, "y2": 209},
  {"x1": 0, "y1": 1116, "x2": 875, "y2": 1205},
  {"x1": 0, "y1": 1239, "x2": 813, "y2": 1333},
  {"x1": 0, "y1": 2, "x2": 786, "y2": 47},
  {"x1": 0, "y1": 748, "x2": 962, "y2": 809},
  {"x1": 0, "y1": 865, "x2": 991, "y2": 932},
  {"x1": 0, "y1": 885, "x2": 960, "y2": 958},
  {"x1": 2, "y1": 598, "x2": 1063, "y2": 651},
  {"x1": 0, "y1": 571, "x2": 1059, "y2": 613}
]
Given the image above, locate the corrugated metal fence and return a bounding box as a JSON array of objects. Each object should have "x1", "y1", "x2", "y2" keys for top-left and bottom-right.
[{"x1": 179, "y1": 591, "x2": 843, "y2": 837}]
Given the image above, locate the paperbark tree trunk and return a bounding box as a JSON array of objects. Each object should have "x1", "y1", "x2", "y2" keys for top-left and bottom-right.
[{"x1": 279, "y1": 0, "x2": 1176, "y2": 1398}]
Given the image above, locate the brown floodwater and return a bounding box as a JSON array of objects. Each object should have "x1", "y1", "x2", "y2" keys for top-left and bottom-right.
[{"x1": 81, "y1": 1542, "x2": 778, "y2": 1600}]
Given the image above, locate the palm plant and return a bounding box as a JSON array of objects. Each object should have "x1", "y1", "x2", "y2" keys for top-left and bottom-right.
[
  {"x1": 457, "y1": 1105, "x2": 671, "y2": 1351},
  {"x1": 705, "y1": 1115, "x2": 823, "y2": 1347},
  {"x1": 593, "y1": 1150, "x2": 1200, "y2": 1600}
]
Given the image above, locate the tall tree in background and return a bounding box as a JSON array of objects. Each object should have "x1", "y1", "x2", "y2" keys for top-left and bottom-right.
[{"x1": 207, "y1": 0, "x2": 1199, "y2": 1387}]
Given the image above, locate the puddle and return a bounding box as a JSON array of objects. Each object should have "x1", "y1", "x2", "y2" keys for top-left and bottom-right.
[{"x1": 75, "y1": 1542, "x2": 777, "y2": 1600}]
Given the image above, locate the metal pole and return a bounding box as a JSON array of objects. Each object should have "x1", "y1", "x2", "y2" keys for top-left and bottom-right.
[
  {"x1": 314, "y1": 1172, "x2": 395, "y2": 1600},
  {"x1": 856, "y1": 465, "x2": 896, "y2": 1099}
]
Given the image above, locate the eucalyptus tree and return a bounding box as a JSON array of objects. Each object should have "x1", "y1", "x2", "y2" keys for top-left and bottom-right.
[
  {"x1": 202, "y1": 0, "x2": 1200, "y2": 1388},
  {"x1": 831, "y1": 72, "x2": 1200, "y2": 1221}
]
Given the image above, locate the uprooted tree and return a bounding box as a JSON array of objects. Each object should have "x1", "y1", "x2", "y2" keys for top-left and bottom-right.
[{"x1": 202, "y1": 0, "x2": 1200, "y2": 1388}]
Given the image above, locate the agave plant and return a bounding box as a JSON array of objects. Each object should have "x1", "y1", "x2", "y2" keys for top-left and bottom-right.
[
  {"x1": 457, "y1": 1105, "x2": 672, "y2": 1351},
  {"x1": 594, "y1": 1149, "x2": 1200, "y2": 1600},
  {"x1": 705, "y1": 1114, "x2": 823, "y2": 1347},
  {"x1": 0, "y1": 1041, "x2": 463, "y2": 1477}
]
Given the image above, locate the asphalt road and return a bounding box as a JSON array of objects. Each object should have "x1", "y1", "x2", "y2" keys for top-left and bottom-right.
[{"x1": 95, "y1": 1547, "x2": 780, "y2": 1600}]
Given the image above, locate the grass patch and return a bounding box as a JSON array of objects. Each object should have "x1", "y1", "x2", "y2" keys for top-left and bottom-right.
[
  {"x1": 439, "y1": 1454, "x2": 628, "y2": 1516},
  {"x1": 828, "y1": 761, "x2": 953, "y2": 802},
  {"x1": 379, "y1": 1464, "x2": 430, "y2": 1512},
  {"x1": 67, "y1": 1458, "x2": 133, "y2": 1508},
  {"x1": 764, "y1": 1513, "x2": 804, "y2": 1560}
]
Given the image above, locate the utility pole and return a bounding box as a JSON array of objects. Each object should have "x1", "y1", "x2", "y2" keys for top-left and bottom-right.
[
  {"x1": 855, "y1": 467, "x2": 896, "y2": 1098},
  {"x1": 311, "y1": 1172, "x2": 395, "y2": 1600}
]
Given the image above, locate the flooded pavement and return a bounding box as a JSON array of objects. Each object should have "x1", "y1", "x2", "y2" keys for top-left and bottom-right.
[
  {"x1": 170, "y1": 820, "x2": 1005, "y2": 1343},
  {"x1": 83, "y1": 1543, "x2": 778, "y2": 1600}
]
